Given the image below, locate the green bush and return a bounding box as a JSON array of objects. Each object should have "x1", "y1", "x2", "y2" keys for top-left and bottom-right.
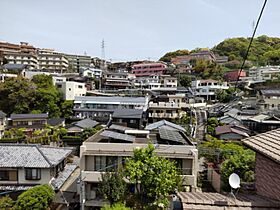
[
  {"x1": 101, "y1": 203, "x2": 132, "y2": 210},
  {"x1": 0, "y1": 195, "x2": 14, "y2": 209},
  {"x1": 16, "y1": 184, "x2": 55, "y2": 210}
]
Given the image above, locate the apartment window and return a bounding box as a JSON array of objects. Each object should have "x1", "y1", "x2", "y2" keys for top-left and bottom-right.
[
  {"x1": 0, "y1": 171, "x2": 9, "y2": 180},
  {"x1": 94, "y1": 156, "x2": 118, "y2": 172},
  {"x1": 25, "y1": 168, "x2": 41, "y2": 180}
]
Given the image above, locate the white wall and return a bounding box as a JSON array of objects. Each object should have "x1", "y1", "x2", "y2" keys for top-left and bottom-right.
[{"x1": 60, "y1": 81, "x2": 87, "y2": 100}]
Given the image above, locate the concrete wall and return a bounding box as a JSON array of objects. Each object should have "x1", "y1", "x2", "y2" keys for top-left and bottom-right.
[{"x1": 255, "y1": 153, "x2": 280, "y2": 200}]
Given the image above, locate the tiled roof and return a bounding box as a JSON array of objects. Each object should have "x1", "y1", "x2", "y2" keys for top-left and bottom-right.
[
  {"x1": 47, "y1": 118, "x2": 65, "y2": 126},
  {"x1": 72, "y1": 118, "x2": 99, "y2": 129},
  {"x1": 10, "y1": 113, "x2": 48, "y2": 120},
  {"x1": 2, "y1": 64, "x2": 27, "y2": 70},
  {"x1": 215, "y1": 125, "x2": 249, "y2": 137},
  {"x1": 0, "y1": 144, "x2": 72, "y2": 168},
  {"x1": 261, "y1": 89, "x2": 280, "y2": 96},
  {"x1": 112, "y1": 109, "x2": 143, "y2": 119},
  {"x1": 50, "y1": 164, "x2": 77, "y2": 190},
  {"x1": 242, "y1": 129, "x2": 280, "y2": 163},
  {"x1": 178, "y1": 192, "x2": 280, "y2": 209},
  {"x1": 145, "y1": 120, "x2": 186, "y2": 132}
]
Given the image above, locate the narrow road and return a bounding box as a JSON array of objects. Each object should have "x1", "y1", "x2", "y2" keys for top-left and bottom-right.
[{"x1": 194, "y1": 109, "x2": 207, "y2": 141}]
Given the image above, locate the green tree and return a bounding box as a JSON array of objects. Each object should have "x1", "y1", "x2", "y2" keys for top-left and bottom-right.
[
  {"x1": 125, "y1": 144, "x2": 180, "y2": 208},
  {"x1": 101, "y1": 203, "x2": 132, "y2": 210},
  {"x1": 0, "y1": 195, "x2": 15, "y2": 209},
  {"x1": 159, "y1": 49, "x2": 189, "y2": 62},
  {"x1": 60, "y1": 100, "x2": 74, "y2": 119},
  {"x1": 178, "y1": 75, "x2": 192, "y2": 87},
  {"x1": 0, "y1": 77, "x2": 36, "y2": 114},
  {"x1": 98, "y1": 170, "x2": 127, "y2": 205},
  {"x1": 16, "y1": 184, "x2": 55, "y2": 210},
  {"x1": 32, "y1": 75, "x2": 61, "y2": 118},
  {"x1": 221, "y1": 149, "x2": 255, "y2": 190}
]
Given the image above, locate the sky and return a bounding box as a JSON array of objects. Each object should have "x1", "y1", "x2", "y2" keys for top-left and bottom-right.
[{"x1": 0, "y1": 0, "x2": 279, "y2": 61}]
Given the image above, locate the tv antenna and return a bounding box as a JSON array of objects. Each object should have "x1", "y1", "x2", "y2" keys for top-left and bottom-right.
[
  {"x1": 229, "y1": 173, "x2": 240, "y2": 200},
  {"x1": 101, "y1": 39, "x2": 106, "y2": 59}
]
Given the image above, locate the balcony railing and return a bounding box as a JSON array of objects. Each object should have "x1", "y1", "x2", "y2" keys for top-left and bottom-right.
[{"x1": 148, "y1": 113, "x2": 179, "y2": 118}]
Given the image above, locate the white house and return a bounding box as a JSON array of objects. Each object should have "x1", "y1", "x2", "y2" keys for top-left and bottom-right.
[
  {"x1": 80, "y1": 67, "x2": 102, "y2": 79},
  {"x1": 192, "y1": 79, "x2": 229, "y2": 100},
  {"x1": 57, "y1": 81, "x2": 87, "y2": 100}
]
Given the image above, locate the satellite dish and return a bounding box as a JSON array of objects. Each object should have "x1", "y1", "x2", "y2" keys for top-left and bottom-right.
[{"x1": 229, "y1": 173, "x2": 240, "y2": 189}]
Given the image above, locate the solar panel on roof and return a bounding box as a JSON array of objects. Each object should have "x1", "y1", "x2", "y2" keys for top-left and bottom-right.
[
  {"x1": 101, "y1": 130, "x2": 135, "y2": 142},
  {"x1": 159, "y1": 128, "x2": 186, "y2": 144}
]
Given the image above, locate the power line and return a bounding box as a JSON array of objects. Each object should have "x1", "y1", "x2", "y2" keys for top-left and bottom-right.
[{"x1": 234, "y1": 0, "x2": 268, "y2": 90}]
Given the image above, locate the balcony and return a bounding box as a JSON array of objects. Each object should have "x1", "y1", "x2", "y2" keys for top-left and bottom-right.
[
  {"x1": 149, "y1": 102, "x2": 187, "y2": 109},
  {"x1": 148, "y1": 112, "x2": 179, "y2": 119}
]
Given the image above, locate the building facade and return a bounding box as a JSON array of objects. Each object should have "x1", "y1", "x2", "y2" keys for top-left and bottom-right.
[
  {"x1": 132, "y1": 62, "x2": 167, "y2": 77},
  {"x1": 38, "y1": 49, "x2": 69, "y2": 73},
  {"x1": 57, "y1": 81, "x2": 87, "y2": 100},
  {"x1": 79, "y1": 124, "x2": 198, "y2": 209}
]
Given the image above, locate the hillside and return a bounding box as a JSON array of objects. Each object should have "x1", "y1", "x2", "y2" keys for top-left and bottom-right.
[{"x1": 160, "y1": 35, "x2": 280, "y2": 66}]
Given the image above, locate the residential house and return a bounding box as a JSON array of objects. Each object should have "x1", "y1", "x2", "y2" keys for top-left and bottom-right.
[
  {"x1": 79, "y1": 123, "x2": 198, "y2": 209},
  {"x1": 0, "y1": 111, "x2": 6, "y2": 138},
  {"x1": 145, "y1": 120, "x2": 186, "y2": 133},
  {"x1": 102, "y1": 71, "x2": 130, "y2": 90},
  {"x1": 215, "y1": 124, "x2": 250, "y2": 140},
  {"x1": 242, "y1": 129, "x2": 280, "y2": 201},
  {"x1": 257, "y1": 89, "x2": 280, "y2": 111},
  {"x1": 47, "y1": 118, "x2": 65, "y2": 127},
  {"x1": 73, "y1": 96, "x2": 149, "y2": 123},
  {"x1": 177, "y1": 191, "x2": 280, "y2": 210},
  {"x1": 133, "y1": 74, "x2": 177, "y2": 90},
  {"x1": 67, "y1": 118, "x2": 99, "y2": 136},
  {"x1": 0, "y1": 144, "x2": 73, "y2": 192},
  {"x1": 224, "y1": 70, "x2": 246, "y2": 82},
  {"x1": 242, "y1": 114, "x2": 280, "y2": 134},
  {"x1": 192, "y1": 79, "x2": 229, "y2": 101},
  {"x1": 217, "y1": 115, "x2": 242, "y2": 126},
  {"x1": 8, "y1": 113, "x2": 48, "y2": 131},
  {"x1": 111, "y1": 109, "x2": 145, "y2": 129},
  {"x1": 0, "y1": 64, "x2": 27, "y2": 82},
  {"x1": 131, "y1": 62, "x2": 167, "y2": 77},
  {"x1": 249, "y1": 66, "x2": 280, "y2": 81},
  {"x1": 80, "y1": 67, "x2": 102, "y2": 79},
  {"x1": 148, "y1": 94, "x2": 188, "y2": 122},
  {"x1": 57, "y1": 81, "x2": 87, "y2": 100}
]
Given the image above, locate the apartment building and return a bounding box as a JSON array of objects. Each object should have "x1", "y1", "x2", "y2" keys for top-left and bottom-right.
[
  {"x1": 38, "y1": 49, "x2": 68, "y2": 73},
  {"x1": 192, "y1": 79, "x2": 229, "y2": 101},
  {"x1": 148, "y1": 94, "x2": 188, "y2": 122},
  {"x1": 248, "y1": 66, "x2": 280, "y2": 81},
  {"x1": 0, "y1": 144, "x2": 73, "y2": 191},
  {"x1": 73, "y1": 96, "x2": 149, "y2": 122},
  {"x1": 57, "y1": 81, "x2": 87, "y2": 100},
  {"x1": 0, "y1": 64, "x2": 27, "y2": 82},
  {"x1": 65, "y1": 54, "x2": 92, "y2": 73},
  {"x1": 132, "y1": 62, "x2": 167, "y2": 77},
  {"x1": 0, "y1": 41, "x2": 38, "y2": 69},
  {"x1": 80, "y1": 122, "x2": 198, "y2": 209},
  {"x1": 133, "y1": 75, "x2": 177, "y2": 90}
]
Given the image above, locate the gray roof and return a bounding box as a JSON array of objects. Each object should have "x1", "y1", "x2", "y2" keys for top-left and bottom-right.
[
  {"x1": 2, "y1": 64, "x2": 27, "y2": 70},
  {"x1": 112, "y1": 109, "x2": 143, "y2": 119},
  {"x1": 100, "y1": 130, "x2": 135, "y2": 142},
  {"x1": 72, "y1": 118, "x2": 99, "y2": 129},
  {"x1": 159, "y1": 128, "x2": 186, "y2": 144},
  {"x1": 47, "y1": 118, "x2": 65, "y2": 126},
  {"x1": 109, "y1": 124, "x2": 134, "y2": 132},
  {"x1": 74, "y1": 96, "x2": 147, "y2": 104},
  {"x1": 145, "y1": 120, "x2": 186, "y2": 132},
  {"x1": 242, "y1": 128, "x2": 280, "y2": 164},
  {"x1": 10, "y1": 113, "x2": 48, "y2": 120},
  {"x1": 0, "y1": 111, "x2": 6, "y2": 118},
  {"x1": 51, "y1": 164, "x2": 78, "y2": 190},
  {"x1": 0, "y1": 145, "x2": 72, "y2": 168},
  {"x1": 261, "y1": 89, "x2": 280, "y2": 96}
]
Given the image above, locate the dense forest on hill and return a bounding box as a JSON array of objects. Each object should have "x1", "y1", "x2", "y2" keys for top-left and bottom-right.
[{"x1": 160, "y1": 35, "x2": 280, "y2": 66}]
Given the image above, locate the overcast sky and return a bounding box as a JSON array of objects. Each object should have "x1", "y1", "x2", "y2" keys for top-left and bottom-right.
[{"x1": 0, "y1": 0, "x2": 279, "y2": 61}]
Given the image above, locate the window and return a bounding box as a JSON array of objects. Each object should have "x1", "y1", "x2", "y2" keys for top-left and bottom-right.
[
  {"x1": 94, "y1": 156, "x2": 118, "y2": 172},
  {"x1": 0, "y1": 171, "x2": 9, "y2": 180},
  {"x1": 78, "y1": 85, "x2": 83, "y2": 89},
  {"x1": 25, "y1": 168, "x2": 41, "y2": 180}
]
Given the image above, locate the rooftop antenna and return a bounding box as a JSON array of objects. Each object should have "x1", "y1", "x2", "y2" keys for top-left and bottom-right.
[{"x1": 229, "y1": 173, "x2": 240, "y2": 200}]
